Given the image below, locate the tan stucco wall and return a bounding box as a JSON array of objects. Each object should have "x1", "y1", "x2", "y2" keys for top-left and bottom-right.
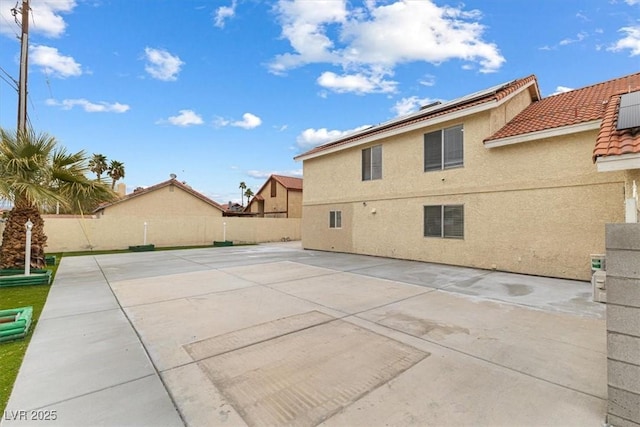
[
  {"x1": 98, "y1": 185, "x2": 223, "y2": 218},
  {"x1": 301, "y1": 104, "x2": 628, "y2": 281},
  {"x1": 27, "y1": 215, "x2": 301, "y2": 252},
  {"x1": 287, "y1": 190, "x2": 303, "y2": 218},
  {"x1": 247, "y1": 180, "x2": 303, "y2": 218}
]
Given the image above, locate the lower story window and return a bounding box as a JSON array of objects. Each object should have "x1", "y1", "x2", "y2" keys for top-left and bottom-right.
[
  {"x1": 424, "y1": 205, "x2": 464, "y2": 239},
  {"x1": 329, "y1": 210, "x2": 342, "y2": 229}
]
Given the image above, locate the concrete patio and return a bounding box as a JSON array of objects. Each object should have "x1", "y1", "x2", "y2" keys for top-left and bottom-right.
[{"x1": 2, "y1": 242, "x2": 607, "y2": 426}]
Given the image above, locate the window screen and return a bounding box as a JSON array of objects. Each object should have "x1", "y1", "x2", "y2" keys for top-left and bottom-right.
[
  {"x1": 424, "y1": 125, "x2": 463, "y2": 171},
  {"x1": 362, "y1": 145, "x2": 382, "y2": 181},
  {"x1": 424, "y1": 205, "x2": 464, "y2": 239},
  {"x1": 329, "y1": 210, "x2": 342, "y2": 228}
]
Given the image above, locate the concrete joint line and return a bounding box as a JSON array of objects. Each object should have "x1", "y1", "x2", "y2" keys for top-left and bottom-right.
[
  {"x1": 39, "y1": 306, "x2": 121, "y2": 321},
  {"x1": 607, "y1": 301, "x2": 640, "y2": 310},
  {"x1": 95, "y1": 259, "x2": 188, "y2": 427},
  {"x1": 608, "y1": 331, "x2": 640, "y2": 339},
  {"x1": 185, "y1": 317, "x2": 345, "y2": 363},
  {"x1": 13, "y1": 373, "x2": 157, "y2": 414},
  {"x1": 607, "y1": 357, "x2": 640, "y2": 368},
  {"x1": 120, "y1": 283, "x2": 264, "y2": 309}
]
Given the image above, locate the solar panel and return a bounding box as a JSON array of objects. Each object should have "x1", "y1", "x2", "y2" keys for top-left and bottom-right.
[{"x1": 617, "y1": 91, "x2": 640, "y2": 130}]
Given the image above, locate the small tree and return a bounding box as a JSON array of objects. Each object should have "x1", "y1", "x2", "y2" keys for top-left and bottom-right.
[
  {"x1": 244, "y1": 188, "x2": 254, "y2": 205},
  {"x1": 88, "y1": 153, "x2": 108, "y2": 180},
  {"x1": 0, "y1": 128, "x2": 115, "y2": 268},
  {"x1": 239, "y1": 181, "x2": 247, "y2": 206},
  {"x1": 107, "y1": 160, "x2": 125, "y2": 190}
]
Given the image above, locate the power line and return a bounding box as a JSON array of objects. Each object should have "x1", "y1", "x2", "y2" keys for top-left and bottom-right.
[
  {"x1": 0, "y1": 66, "x2": 18, "y2": 90},
  {"x1": 0, "y1": 6, "x2": 20, "y2": 39}
]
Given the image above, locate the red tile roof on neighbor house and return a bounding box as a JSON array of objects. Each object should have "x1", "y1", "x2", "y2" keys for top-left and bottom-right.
[
  {"x1": 485, "y1": 72, "x2": 640, "y2": 156},
  {"x1": 296, "y1": 75, "x2": 539, "y2": 159},
  {"x1": 272, "y1": 174, "x2": 303, "y2": 190},
  {"x1": 593, "y1": 91, "x2": 640, "y2": 161},
  {"x1": 93, "y1": 178, "x2": 224, "y2": 213}
]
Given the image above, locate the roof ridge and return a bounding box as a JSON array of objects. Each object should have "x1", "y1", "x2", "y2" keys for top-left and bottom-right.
[
  {"x1": 545, "y1": 71, "x2": 640, "y2": 99},
  {"x1": 94, "y1": 178, "x2": 224, "y2": 213}
]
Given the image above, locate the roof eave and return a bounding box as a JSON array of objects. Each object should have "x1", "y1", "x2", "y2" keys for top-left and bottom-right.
[
  {"x1": 295, "y1": 78, "x2": 539, "y2": 162},
  {"x1": 294, "y1": 104, "x2": 493, "y2": 160},
  {"x1": 484, "y1": 120, "x2": 601, "y2": 149},
  {"x1": 596, "y1": 152, "x2": 640, "y2": 172},
  {"x1": 294, "y1": 101, "x2": 495, "y2": 162}
]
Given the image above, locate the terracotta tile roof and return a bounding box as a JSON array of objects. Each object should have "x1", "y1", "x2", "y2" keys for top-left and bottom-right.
[
  {"x1": 93, "y1": 178, "x2": 224, "y2": 213},
  {"x1": 296, "y1": 75, "x2": 539, "y2": 159},
  {"x1": 593, "y1": 92, "x2": 640, "y2": 160},
  {"x1": 272, "y1": 174, "x2": 303, "y2": 190},
  {"x1": 485, "y1": 72, "x2": 640, "y2": 143}
]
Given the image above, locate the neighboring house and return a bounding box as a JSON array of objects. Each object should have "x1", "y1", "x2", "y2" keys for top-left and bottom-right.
[
  {"x1": 295, "y1": 72, "x2": 640, "y2": 281},
  {"x1": 94, "y1": 178, "x2": 225, "y2": 218},
  {"x1": 222, "y1": 202, "x2": 245, "y2": 216},
  {"x1": 245, "y1": 175, "x2": 303, "y2": 218}
]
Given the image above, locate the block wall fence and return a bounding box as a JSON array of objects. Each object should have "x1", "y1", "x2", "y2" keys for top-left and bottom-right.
[{"x1": 0, "y1": 215, "x2": 301, "y2": 252}]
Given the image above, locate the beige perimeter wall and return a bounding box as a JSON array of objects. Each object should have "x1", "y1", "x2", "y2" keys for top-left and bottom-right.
[
  {"x1": 301, "y1": 100, "x2": 627, "y2": 281},
  {"x1": 0, "y1": 216, "x2": 301, "y2": 252}
]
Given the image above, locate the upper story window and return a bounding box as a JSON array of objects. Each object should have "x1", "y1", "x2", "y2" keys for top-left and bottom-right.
[
  {"x1": 271, "y1": 180, "x2": 277, "y2": 197},
  {"x1": 362, "y1": 145, "x2": 382, "y2": 181},
  {"x1": 424, "y1": 124, "x2": 463, "y2": 171}
]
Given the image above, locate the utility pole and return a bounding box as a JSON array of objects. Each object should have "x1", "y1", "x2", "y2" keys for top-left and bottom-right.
[{"x1": 16, "y1": 0, "x2": 30, "y2": 133}]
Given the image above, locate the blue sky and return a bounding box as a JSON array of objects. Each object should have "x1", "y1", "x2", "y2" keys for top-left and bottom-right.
[{"x1": 0, "y1": 0, "x2": 639, "y2": 205}]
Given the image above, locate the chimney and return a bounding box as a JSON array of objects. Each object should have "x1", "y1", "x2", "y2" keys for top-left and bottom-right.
[{"x1": 117, "y1": 182, "x2": 127, "y2": 197}]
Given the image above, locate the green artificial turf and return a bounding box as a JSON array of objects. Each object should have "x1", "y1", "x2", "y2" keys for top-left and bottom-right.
[{"x1": 0, "y1": 264, "x2": 56, "y2": 413}]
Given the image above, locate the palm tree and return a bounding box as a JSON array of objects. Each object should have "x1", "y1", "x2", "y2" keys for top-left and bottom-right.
[
  {"x1": 88, "y1": 153, "x2": 108, "y2": 180},
  {"x1": 244, "y1": 188, "x2": 254, "y2": 205},
  {"x1": 107, "y1": 160, "x2": 125, "y2": 190},
  {"x1": 239, "y1": 181, "x2": 247, "y2": 206},
  {"x1": 0, "y1": 128, "x2": 116, "y2": 269}
]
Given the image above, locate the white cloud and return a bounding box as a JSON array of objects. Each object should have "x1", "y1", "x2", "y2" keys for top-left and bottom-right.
[
  {"x1": 0, "y1": 0, "x2": 76, "y2": 39},
  {"x1": 550, "y1": 86, "x2": 574, "y2": 96},
  {"x1": 232, "y1": 113, "x2": 262, "y2": 129},
  {"x1": 576, "y1": 12, "x2": 589, "y2": 22},
  {"x1": 269, "y1": 0, "x2": 505, "y2": 94},
  {"x1": 296, "y1": 125, "x2": 371, "y2": 149},
  {"x1": 419, "y1": 74, "x2": 436, "y2": 87},
  {"x1": 158, "y1": 109, "x2": 203, "y2": 127},
  {"x1": 247, "y1": 169, "x2": 303, "y2": 179},
  {"x1": 216, "y1": 113, "x2": 262, "y2": 129},
  {"x1": 625, "y1": 0, "x2": 639, "y2": 4},
  {"x1": 317, "y1": 71, "x2": 397, "y2": 94},
  {"x1": 46, "y1": 98, "x2": 129, "y2": 113},
  {"x1": 609, "y1": 26, "x2": 640, "y2": 56},
  {"x1": 392, "y1": 96, "x2": 440, "y2": 117},
  {"x1": 143, "y1": 47, "x2": 184, "y2": 81},
  {"x1": 559, "y1": 31, "x2": 587, "y2": 46},
  {"x1": 30, "y1": 45, "x2": 81, "y2": 77},
  {"x1": 214, "y1": 1, "x2": 236, "y2": 28}
]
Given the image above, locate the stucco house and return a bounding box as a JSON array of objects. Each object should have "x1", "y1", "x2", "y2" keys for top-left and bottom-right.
[
  {"x1": 295, "y1": 72, "x2": 640, "y2": 281},
  {"x1": 94, "y1": 178, "x2": 225, "y2": 218},
  {"x1": 245, "y1": 174, "x2": 303, "y2": 218}
]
